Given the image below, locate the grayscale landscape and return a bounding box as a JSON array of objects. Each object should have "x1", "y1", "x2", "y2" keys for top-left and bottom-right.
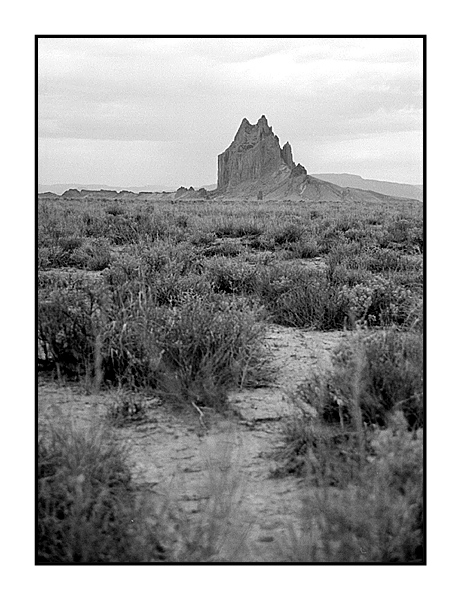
[{"x1": 38, "y1": 38, "x2": 424, "y2": 564}]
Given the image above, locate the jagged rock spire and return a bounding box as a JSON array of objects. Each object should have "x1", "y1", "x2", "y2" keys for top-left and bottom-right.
[
  {"x1": 217, "y1": 116, "x2": 299, "y2": 190},
  {"x1": 281, "y1": 142, "x2": 295, "y2": 170}
]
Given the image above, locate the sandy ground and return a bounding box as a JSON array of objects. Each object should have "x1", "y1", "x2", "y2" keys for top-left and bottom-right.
[{"x1": 38, "y1": 324, "x2": 346, "y2": 562}]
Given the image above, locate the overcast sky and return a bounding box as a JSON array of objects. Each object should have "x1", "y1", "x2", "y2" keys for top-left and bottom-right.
[{"x1": 38, "y1": 37, "x2": 423, "y2": 188}]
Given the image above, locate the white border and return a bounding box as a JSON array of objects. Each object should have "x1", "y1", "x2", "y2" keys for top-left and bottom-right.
[{"x1": 3, "y1": 1, "x2": 459, "y2": 597}]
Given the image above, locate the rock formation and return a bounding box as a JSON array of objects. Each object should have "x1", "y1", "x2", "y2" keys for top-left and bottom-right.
[
  {"x1": 214, "y1": 116, "x2": 410, "y2": 203},
  {"x1": 175, "y1": 186, "x2": 209, "y2": 200},
  {"x1": 61, "y1": 188, "x2": 83, "y2": 198},
  {"x1": 217, "y1": 115, "x2": 297, "y2": 192},
  {"x1": 281, "y1": 142, "x2": 295, "y2": 170}
]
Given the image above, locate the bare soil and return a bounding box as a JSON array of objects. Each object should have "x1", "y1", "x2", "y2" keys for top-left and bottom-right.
[{"x1": 38, "y1": 324, "x2": 346, "y2": 562}]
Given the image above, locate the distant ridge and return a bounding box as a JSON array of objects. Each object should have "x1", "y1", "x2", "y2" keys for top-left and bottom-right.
[
  {"x1": 38, "y1": 183, "x2": 177, "y2": 195},
  {"x1": 39, "y1": 189, "x2": 174, "y2": 201},
  {"x1": 311, "y1": 173, "x2": 423, "y2": 202}
]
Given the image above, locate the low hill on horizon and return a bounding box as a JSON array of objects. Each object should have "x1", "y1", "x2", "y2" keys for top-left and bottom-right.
[
  {"x1": 311, "y1": 173, "x2": 423, "y2": 201},
  {"x1": 38, "y1": 183, "x2": 178, "y2": 195}
]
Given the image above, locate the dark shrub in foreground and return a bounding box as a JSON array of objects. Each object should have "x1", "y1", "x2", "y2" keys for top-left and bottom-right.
[
  {"x1": 287, "y1": 413, "x2": 423, "y2": 563},
  {"x1": 153, "y1": 295, "x2": 268, "y2": 407},
  {"x1": 255, "y1": 268, "x2": 350, "y2": 330},
  {"x1": 38, "y1": 422, "x2": 166, "y2": 562},
  {"x1": 275, "y1": 328, "x2": 423, "y2": 563},
  {"x1": 285, "y1": 328, "x2": 423, "y2": 430},
  {"x1": 38, "y1": 277, "x2": 268, "y2": 408},
  {"x1": 329, "y1": 329, "x2": 423, "y2": 428},
  {"x1": 38, "y1": 280, "x2": 96, "y2": 379}
]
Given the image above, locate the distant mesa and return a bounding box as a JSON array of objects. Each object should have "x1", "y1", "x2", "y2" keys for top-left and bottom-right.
[
  {"x1": 61, "y1": 188, "x2": 82, "y2": 198},
  {"x1": 38, "y1": 187, "x2": 174, "y2": 200},
  {"x1": 38, "y1": 183, "x2": 178, "y2": 196},
  {"x1": 38, "y1": 191, "x2": 59, "y2": 199}
]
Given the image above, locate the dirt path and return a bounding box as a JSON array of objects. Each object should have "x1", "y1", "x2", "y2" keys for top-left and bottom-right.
[{"x1": 38, "y1": 325, "x2": 346, "y2": 562}]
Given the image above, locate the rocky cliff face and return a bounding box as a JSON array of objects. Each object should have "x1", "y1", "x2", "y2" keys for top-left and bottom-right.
[
  {"x1": 214, "y1": 116, "x2": 410, "y2": 203},
  {"x1": 281, "y1": 142, "x2": 295, "y2": 170},
  {"x1": 217, "y1": 116, "x2": 297, "y2": 191}
]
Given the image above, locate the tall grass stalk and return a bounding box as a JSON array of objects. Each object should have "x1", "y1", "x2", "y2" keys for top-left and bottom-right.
[{"x1": 350, "y1": 335, "x2": 366, "y2": 468}]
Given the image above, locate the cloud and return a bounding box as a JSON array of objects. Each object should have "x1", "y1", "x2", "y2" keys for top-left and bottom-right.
[{"x1": 38, "y1": 37, "x2": 423, "y2": 185}]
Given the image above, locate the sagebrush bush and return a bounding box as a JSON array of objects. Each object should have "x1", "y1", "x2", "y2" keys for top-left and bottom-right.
[
  {"x1": 274, "y1": 417, "x2": 363, "y2": 486},
  {"x1": 38, "y1": 279, "x2": 97, "y2": 378},
  {"x1": 285, "y1": 328, "x2": 423, "y2": 430},
  {"x1": 293, "y1": 412, "x2": 423, "y2": 563},
  {"x1": 276, "y1": 325, "x2": 423, "y2": 485},
  {"x1": 273, "y1": 223, "x2": 304, "y2": 245},
  {"x1": 202, "y1": 239, "x2": 242, "y2": 257},
  {"x1": 38, "y1": 274, "x2": 268, "y2": 408},
  {"x1": 71, "y1": 239, "x2": 112, "y2": 271},
  {"x1": 337, "y1": 275, "x2": 417, "y2": 326},
  {"x1": 153, "y1": 294, "x2": 268, "y2": 407},
  {"x1": 105, "y1": 205, "x2": 125, "y2": 217},
  {"x1": 326, "y1": 241, "x2": 368, "y2": 271},
  {"x1": 254, "y1": 267, "x2": 350, "y2": 330},
  {"x1": 364, "y1": 247, "x2": 407, "y2": 273},
  {"x1": 38, "y1": 421, "x2": 167, "y2": 562},
  {"x1": 344, "y1": 226, "x2": 369, "y2": 243},
  {"x1": 214, "y1": 220, "x2": 262, "y2": 238},
  {"x1": 206, "y1": 257, "x2": 258, "y2": 295},
  {"x1": 59, "y1": 236, "x2": 84, "y2": 253},
  {"x1": 276, "y1": 333, "x2": 423, "y2": 563},
  {"x1": 82, "y1": 212, "x2": 110, "y2": 238},
  {"x1": 190, "y1": 230, "x2": 217, "y2": 246},
  {"x1": 289, "y1": 238, "x2": 320, "y2": 259},
  {"x1": 329, "y1": 329, "x2": 423, "y2": 427}
]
